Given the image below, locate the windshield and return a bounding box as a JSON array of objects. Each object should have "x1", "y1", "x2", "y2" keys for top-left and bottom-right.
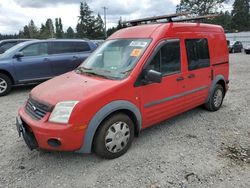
[
  {"x1": 77, "y1": 39, "x2": 151, "y2": 79},
  {"x1": 0, "y1": 42, "x2": 27, "y2": 58}
]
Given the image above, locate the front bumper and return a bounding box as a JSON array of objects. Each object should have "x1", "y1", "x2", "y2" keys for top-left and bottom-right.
[
  {"x1": 17, "y1": 107, "x2": 86, "y2": 151},
  {"x1": 16, "y1": 116, "x2": 38, "y2": 150}
]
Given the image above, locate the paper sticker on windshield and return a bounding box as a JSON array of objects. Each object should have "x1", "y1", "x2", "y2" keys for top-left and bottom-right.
[
  {"x1": 129, "y1": 41, "x2": 147, "y2": 47},
  {"x1": 130, "y1": 49, "x2": 142, "y2": 57}
]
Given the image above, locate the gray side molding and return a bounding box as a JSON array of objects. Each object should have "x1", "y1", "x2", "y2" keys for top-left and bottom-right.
[
  {"x1": 77, "y1": 100, "x2": 142, "y2": 153},
  {"x1": 206, "y1": 75, "x2": 225, "y2": 103}
]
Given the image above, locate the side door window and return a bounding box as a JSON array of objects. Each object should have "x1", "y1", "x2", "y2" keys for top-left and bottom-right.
[
  {"x1": 49, "y1": 42, "x2": 75, "y2": 54},
  {"x1": 147, "y1": 39, "x2": 181, "y2": 76},
  {"x1": 185, "y1": 38, "x2": 210, "y2": 71},
  {"x1": 21, "y1": 43, "x2": 48, "y2": 57}
]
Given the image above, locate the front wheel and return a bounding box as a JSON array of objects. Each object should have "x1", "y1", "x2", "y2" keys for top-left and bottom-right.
[
  {"x1": 205, "y1": 84, "x2": 224, "y2": 111},
  {"x1": 93, "y1": 113, "x2": 134, "y2": 159},
  {"x1": 0, "y1": 73, "x2": 12, "y2": 96}
]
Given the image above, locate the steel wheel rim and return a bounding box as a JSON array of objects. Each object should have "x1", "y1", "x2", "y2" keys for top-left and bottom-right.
[
  {"x1": 213, "y1": 89, "x2": 223, "y2": 108},
  {"x1": 105, "y1": 121, "x2": 130, "y2": 153},
  {"x1": 0, "y1": 78, "x2": 7, "y2": 94}
]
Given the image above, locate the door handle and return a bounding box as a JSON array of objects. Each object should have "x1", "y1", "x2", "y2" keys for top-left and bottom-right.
[
  {"x1": 187, "y1": 74, "x2": 195, "y2": 79},
  {"x1": 176, "y1": 76, "x2": 184, "y2": 81},
  {"x1": 43, "y1": 58, "x2": 49, "y2": 62},
  {"x1": 73, "y1": 56, "x2": 79, "y2": 59}
]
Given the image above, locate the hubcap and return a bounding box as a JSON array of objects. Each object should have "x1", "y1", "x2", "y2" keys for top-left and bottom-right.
[
  {"x1": 105, "y1": 121, "x2": 130, "y2": 153},
  {"x1": 213, "y1": 89, "x2": 223, "y2": 108},
  {"x1": 0, "y1": 78, "x2": 7, "y2": 94}
]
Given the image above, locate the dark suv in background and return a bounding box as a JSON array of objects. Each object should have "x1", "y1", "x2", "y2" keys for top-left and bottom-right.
[
  {"x1": 0, "y1": 39, "x2": 97, "y2": 96},
  {"x1": 0, "y1": 39, "x2": 32, "y2": 54},
  {"x1": 227, "y1": 40, "x2": 243, "y2": 53}
]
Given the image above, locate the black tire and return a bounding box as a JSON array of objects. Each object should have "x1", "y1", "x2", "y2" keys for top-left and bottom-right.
[
  {"x1": 93, "y1": 113, "x2": 134, "y2": 159},
  {"x1": 0, "y1": 73, "x2": 12, "y2": 96},
  {"x1": 205, "y1": 84, "x2": 224, "y2": 111}
]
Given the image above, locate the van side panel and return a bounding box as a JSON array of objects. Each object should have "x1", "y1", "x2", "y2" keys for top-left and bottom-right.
[{"x1": 208, "y1": 32, "x2": 229, "y2": 83}]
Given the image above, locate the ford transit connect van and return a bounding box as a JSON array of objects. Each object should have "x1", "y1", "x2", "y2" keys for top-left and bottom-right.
[{"x1": 16, "y1": 15, "x2": 229, "y2": 159}]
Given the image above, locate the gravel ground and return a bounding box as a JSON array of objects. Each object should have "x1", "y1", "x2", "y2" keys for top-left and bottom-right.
[{"x1": 0, "y1": 53, "x2": 250, "y2": 188}]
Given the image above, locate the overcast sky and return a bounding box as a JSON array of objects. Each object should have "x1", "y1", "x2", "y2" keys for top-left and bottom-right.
[{"x1": 0, "y1": 0, "x2": 233, "y2": 35}]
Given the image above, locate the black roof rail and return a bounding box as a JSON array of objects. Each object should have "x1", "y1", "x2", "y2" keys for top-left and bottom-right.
[
  {"x1": 124, "y1": 13, "x2": 218, "y2": 26},
  {"x1": 173, "y1": 14, "x2": 218, "y2": 22}
]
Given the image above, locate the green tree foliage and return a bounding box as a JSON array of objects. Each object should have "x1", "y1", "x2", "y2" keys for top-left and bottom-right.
[
  {"x1": 176, "y1": 0, "x2": 227, "y2": 15},
  {"x1": 55, "y1": 18, "x2": 64, "y2": 38},
  {"x1": 208, "y1": 11, "x2": 233, "y2": 32},
  {"x1": 76, "y1": 2, "x2": 96, "y2": 39},
  {"x1": 66, "y1": 27, "x2": 75, "y2": 38},
  {"x1": 0, "y1": 34, "x2": 19, "y2": 40},
  {"x1": 19, "y1": 20, "x2": 39, "y2": 38},
  {"x1": 231, "y1": 0, "x2": 250, "y2": 31},
  {"x1": 107, "y1": 17, "x2": 127, "y2": 37},
  {"x1": 93, "y1": 13, "x2": 105, "y2": 39},
  {"x1": 39, "y1": 19, "x2": 55, "y2": 39}
]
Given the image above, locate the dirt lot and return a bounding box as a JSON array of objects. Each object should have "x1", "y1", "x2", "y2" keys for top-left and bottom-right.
[{"x1": 0, "y1": 53, "x2": 250, "y2": 188}]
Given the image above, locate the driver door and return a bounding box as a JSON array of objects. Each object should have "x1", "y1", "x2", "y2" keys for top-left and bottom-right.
[
  {"x1": 137, "y1": 39, "x2": 186, "y2": 128},
  {"x1": 13, "y1": 42, "x2": 53, "y2": 83}
]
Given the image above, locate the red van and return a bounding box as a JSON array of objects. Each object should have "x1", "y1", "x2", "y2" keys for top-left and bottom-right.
[{"x1": 16, "y1": 15, "x2": 229, "y2": 159}]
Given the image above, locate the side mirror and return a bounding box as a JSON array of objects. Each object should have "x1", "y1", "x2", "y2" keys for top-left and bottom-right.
[
  {"x1": 145, "y1": 69, "x2": 162, "y2": 83},
  {"x1": 13, "y1": 52, "x2": 24, "y2": 58}
]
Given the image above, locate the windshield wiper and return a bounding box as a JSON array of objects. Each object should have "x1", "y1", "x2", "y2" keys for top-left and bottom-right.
[
  {"x1": 80, "y1": 70, "x2": 114, "y2": 79},
  {"x1": 120, "y1": 68, "x2": 133, "y2": 74},
  {"x1": 75, "y1": 67, "x2": 93, "y2": 74}
]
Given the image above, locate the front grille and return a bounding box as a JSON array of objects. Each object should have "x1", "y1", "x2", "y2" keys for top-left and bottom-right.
[{"x1": 25, "y1": 98, "x2": 52, "y2": 120}]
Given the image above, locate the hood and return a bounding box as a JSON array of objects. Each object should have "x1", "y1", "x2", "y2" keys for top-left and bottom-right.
[
  {"x1": 31, "y1": 71, "x2": 121, "y2": 106},
  {"x1": 0, "y1": 55, "x2": 9, "y2": 61}
]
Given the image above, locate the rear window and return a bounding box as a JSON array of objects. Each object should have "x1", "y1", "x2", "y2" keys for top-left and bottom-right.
[
  {"x1": 185, "y1": 38, "x2": 210, "y2": 71},
  {"x1": 49, "y1": 41, "x2": 90, "y2": 54}
]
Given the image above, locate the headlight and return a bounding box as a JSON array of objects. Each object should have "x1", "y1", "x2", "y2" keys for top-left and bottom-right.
[{"x1": 49, "y1": 101, "x2": 79, "y2": 124}]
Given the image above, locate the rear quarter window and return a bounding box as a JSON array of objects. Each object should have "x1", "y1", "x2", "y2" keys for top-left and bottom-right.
[
  {"x1": 49, "y1": 41, "x2": 91, "y2": 54},
  {"x1": 185, "y1": 38, "x2": 210, "y2": 70},
  {"x1": 74, "y1": 42, "x2": 91, "y2": 52}
]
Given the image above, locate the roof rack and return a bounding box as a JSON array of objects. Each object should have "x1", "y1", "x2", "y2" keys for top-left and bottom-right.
[{"x1": 124, "y1": 13, "x2": 218, "y2": 26}]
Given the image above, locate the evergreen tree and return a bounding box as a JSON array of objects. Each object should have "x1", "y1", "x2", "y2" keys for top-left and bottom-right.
[
  {"x1": 76, "y1": 2, "x2": 95, "y2": 39},
  {"x1": 20, "y1": 20, "x2": 39, "y2": 38},
  {"x1": 107, "y1": 17, "x2": 127, "y2": 37},
  {"x1": 176, "y1": 0, "x2": 227, "y2": 15},
  {"x1": 93, "y1": 13, "x2": 105, "y2": 39},
  {"x1": 0, "y1": 33, "x2": 19, "y2": 40},
  {"x1": 28, "y1": 20, "x2": 39, "y2": 38},
  {"x1": 231, "y1": 0, "x2": 250, "y2": 31},
  {"x1": 55, "y1": 18, "x2": 64, "y2": 38},
  {"x1": 39, "y1": 19, "x2": 55, "y2": 39},
  {"x1": 66, "y1": 27, "x2": 75, "y2": 38},
  {"x1": 208, "y1": 11, "x2": 233, "y2": 32}
]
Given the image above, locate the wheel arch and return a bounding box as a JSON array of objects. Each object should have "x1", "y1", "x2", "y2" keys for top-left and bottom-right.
[
  {"x1": 0, "y1": 69, "x2": 14, "y2": 84},
  {"x1": 206, "y1": 75, "x2": 226, "y2": 103},
  {"x1": 76, "y1": 100, "x2": 142, "y2": 154}
]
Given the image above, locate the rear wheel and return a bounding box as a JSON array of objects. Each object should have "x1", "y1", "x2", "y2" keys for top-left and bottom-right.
[
  {"x1": 205, "y1": 84, "x2": 224, "y2": 111},
  {"x1": 0, "y1": 73, "x2": 12, "y2": 96},
  {"x1": 93, "y1": 113, "x2": 134, "y2": 159}
]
